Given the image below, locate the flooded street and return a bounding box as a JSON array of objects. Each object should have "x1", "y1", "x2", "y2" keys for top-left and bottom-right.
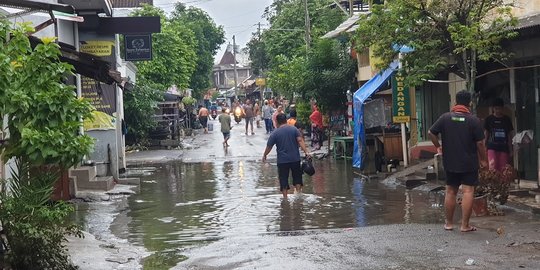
[
  {"x1": 72, "y1": 122, "x2": 540, "y2": 270},
  {"x1": 117, "y1": 122, "x2": 449, "y2": 268},
  {"x1": 124, "y1": 159, "x2": 445, "y2": 267}
]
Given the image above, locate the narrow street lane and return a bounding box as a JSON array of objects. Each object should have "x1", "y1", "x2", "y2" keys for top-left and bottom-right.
[{"x1": 116, "y1": 119, "x2": 540, "y2": 269}]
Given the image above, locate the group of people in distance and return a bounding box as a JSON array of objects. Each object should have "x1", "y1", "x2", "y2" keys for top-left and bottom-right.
[{"x1": 196, "y1": 98, "x2": 324, "y2": 199}]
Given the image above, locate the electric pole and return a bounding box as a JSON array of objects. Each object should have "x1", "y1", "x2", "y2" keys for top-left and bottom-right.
[
  {"x1": 349, "y1": 0, "x2": 354, "y2": 16},
  {"x1": 303, "y1": 0, "x2": 311, "y2": 51},
  {"x1": 233, "y1": 35, "x2": 239, "y2": 101},
  {"x1": 257, "y1": 22, "x2": 262, "y2": 75}
]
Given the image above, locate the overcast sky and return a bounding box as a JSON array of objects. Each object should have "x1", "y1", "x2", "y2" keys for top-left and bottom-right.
[{"x1": 153, "y1": 0, "x2": 273, "y2": 62}]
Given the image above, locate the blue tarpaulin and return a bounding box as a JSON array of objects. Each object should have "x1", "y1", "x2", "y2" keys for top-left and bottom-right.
[{"x1": 353, "y1": 61, "x2": 399, "y2": 169}]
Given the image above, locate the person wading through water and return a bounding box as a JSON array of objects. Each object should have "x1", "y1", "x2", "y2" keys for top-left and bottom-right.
[
  {"x1": 263, "y1": 113, "x2": 311, "y2": 199},
  {"x1": 218, "y1": 107, "x2": 232, "y2": 147}
]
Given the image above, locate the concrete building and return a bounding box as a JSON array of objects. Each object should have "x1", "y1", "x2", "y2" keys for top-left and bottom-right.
[
  {"x1": 0, "y1": 0, "x2": 159, "y2": 198},
  {"x1": 325, "y1": 1, "x2": 540, "y2": 185}
]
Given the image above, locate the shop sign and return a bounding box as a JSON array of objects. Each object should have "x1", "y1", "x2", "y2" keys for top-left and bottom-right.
[
  {"x1": 392, "y1": 70, "x2": 410, "y2": 123},
  {"x1": 125, "y1": 34, "x2": 152, "y2": 61},
  {"x1": 256, "y1": 78, "x2": 266, "y2": 86},
  {"x1": 80, "y1": 40, "x2": 117, "y2": 130}
]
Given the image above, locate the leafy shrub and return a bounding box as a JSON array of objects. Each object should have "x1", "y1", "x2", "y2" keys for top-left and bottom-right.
[
  {"x1": 124, "y1": 82, "x2": 163, "y2": 145},
  {"x1": 0, "y1": 160, "x2": 82, "y2": 270},
  {"x1": 182, "y1": 96, "x2": 196, "y2": 106},
  {"x1": 0, "y1": 21, "x2": 91, "y2": 269},
  {"x1": 296, "y1": 101, "x2": 312, "y2": 129}
]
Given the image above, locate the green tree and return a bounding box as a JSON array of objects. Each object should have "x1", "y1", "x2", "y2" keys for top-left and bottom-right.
[
  {"x1": 252, "y1": 0, "x2": 345, "y2": 68},
  {"x1": 130, "y1": 4, "x2": 198, "y2": 90},
  {"x1": 124, "y1": 82, "x2": 163, "y2": 145},
  {"x1": 306, "y1": 39, "x2": 356, "y2": 111},
  {"x1": 355, "y1": 0, "x2": 517, "y2": 103},
  {"x1": 0, "y1": 21, "x2": 90, "y2": 269},
  {"x1": 171, "y1": 3, "x2": 225, "y2": 98},
  {"x1": 246, "y1": 33, "x2": 270, "y2": 76},
  {"x1": 268, "y1": 39, "x2": 355, "y2": 110},
  {"x1": 0, "y1": 22, "x2": 93, "y2": 168},
  {"x1": 248, "y1": 0, "x2": 351, "y2": 105},
  {"x1": 267, "y1": 54, "x2": 309, "y2": 99}
]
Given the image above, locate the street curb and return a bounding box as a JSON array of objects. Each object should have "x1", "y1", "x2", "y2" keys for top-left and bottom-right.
[
  {"x1": 506, "y1": 200, "x2": 540, "y2": 215},
  {"x1": 384, "y1": 161, "x2": 540, "y2": 216}
]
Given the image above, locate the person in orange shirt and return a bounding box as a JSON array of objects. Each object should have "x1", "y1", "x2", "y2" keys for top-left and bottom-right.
[
  {"x1": 287, "y1": 108, "x2": 304, "y2": 143},
  {"x1": 310, "y1": 104, "x2": 323, "y2": 150}
]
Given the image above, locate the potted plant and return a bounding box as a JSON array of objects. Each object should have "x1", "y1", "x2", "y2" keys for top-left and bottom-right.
[{"x1": 473, "y1": 165, "x2": 515, "y2": 216}]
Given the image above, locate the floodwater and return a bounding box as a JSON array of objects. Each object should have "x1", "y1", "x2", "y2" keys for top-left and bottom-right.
[{"x1": 119, "y1": 159, "x2": 445, "y2": 269}]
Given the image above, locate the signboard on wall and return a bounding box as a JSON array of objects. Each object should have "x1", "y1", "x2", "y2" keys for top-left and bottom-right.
[
  {"x1": 329, "y1": 110, "x2": 346, "y2": 131},
  {"x1": 80, "y1": 40, "x2": 117, "y2": 130},
  {"x1": 256, "y1": 77, "x2": 266, "y2": 86},
  {"x1": 392, "y1": 70, "x2": 411, "y2": 123},
  {"x1": 124, "y1": 34, "x2": 152, "y2": 61}
]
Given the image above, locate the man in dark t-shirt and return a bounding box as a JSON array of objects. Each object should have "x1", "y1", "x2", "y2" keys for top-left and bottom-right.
[
  {"x1": 484, "y1": 98, "x2": 514, "y2": 172},
  {"x1": 263, "y1": 113, "x2": 311, "y2": 199},
  {"x1": 429, "y1": 90, "x2": 488, "y2": 233}
]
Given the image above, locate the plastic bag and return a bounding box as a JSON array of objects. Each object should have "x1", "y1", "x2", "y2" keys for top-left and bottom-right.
[{"x1": 302, "y1": 157, "x2": 315, "y2": 176}]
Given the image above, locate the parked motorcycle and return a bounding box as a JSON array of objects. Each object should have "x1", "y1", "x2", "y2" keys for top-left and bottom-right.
[{"x1": 234, "y1": 106, "x2": 243, "y2": 124}]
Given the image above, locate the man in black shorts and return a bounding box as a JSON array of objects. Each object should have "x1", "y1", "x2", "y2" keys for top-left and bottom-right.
[
  {"x1": 429, "y1": 90, "x2": 487, "y2": 232},
  {"x1": 198, "y1": 105, "x2": 209, "y2": 134},
  {"x1": 263, "y1": 113, "x2": 311, "y2": 199}
]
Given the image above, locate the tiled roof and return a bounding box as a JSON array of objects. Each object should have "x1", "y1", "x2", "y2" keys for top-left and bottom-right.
[
  {"x1": 219, "y1": 51, "x2": 236, "y2": 65},
  {"x1": 112, "y1": 0, "x2": 153, "y2": 8}
]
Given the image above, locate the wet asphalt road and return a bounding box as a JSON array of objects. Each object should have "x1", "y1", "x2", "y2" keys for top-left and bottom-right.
[{"x1": 122, "y1": 119, "x2": 540, "y2": 270}]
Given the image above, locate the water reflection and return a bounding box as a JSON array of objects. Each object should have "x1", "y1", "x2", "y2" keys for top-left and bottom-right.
[
  {"x1": 124, "y1": 159, "x2": 445, "y2": 267},
  {"x1": 352, "y1": 178, "x2": 367, "y2": 226},
  {"x1": 279, "y1": 198, "x2": 305, "y2": 231}
]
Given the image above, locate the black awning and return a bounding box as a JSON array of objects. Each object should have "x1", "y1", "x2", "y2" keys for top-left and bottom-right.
[
  {"x1": 79, "y1": 16, "x2": 161, "y2": 34},
  {"x1": 28, "y1": 36, "x2": 120, "y2": 84},
  {"x1": 0, "y1": 0, "x2": 75, "y2": 14}
]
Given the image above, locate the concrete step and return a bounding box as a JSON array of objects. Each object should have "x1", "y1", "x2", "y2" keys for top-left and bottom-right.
[
  {"x1": 69, "y1": 166, "x2": 97, "y2": 184},
  {"x1": 509, "y1": 189, "x2": 533, "y2": 197},
  {"x1": 117, "y1": 177, "x2": 140, "y2": 185},
  {"x1": 414, "y1": 183, "x2": 445, "y2": 192},
  {"x1": 76, "y1": 176, "x2": 115, "y2": 191},
  {"x1": 397, "y1": 175, "x2": 427, "y2": 189},
  {"x1": 413, "y1": 168, "x2": 437, "y2": 181}
]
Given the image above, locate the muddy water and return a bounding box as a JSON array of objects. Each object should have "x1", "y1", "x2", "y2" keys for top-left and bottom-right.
[{"x1": 121, "y1": 159, "x2": 445, "y2": 268}]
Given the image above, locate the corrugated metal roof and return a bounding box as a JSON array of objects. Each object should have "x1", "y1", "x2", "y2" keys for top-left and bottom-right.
[
  {"x1": 322, "y1": 14, "x2": 361, "y2": 39},
  {"x1": 111, "y1": 0, "x2": 152, "y2": 8},
  {"x1": 516, "y1": 13, "x2": 540, "y2": 30},
  {"x1": 0, "y1": 0, "x2": 75, "y2": 14}
]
